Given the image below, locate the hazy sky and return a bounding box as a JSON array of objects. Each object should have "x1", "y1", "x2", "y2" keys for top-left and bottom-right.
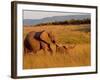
[{"x1": 23, "y1": 10, "x2": 90, "y2": 19}]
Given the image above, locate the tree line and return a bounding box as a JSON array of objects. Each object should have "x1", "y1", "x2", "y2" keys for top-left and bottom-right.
[{"x1": 34, "y1": 18, "x2": 90, "y2": 26}]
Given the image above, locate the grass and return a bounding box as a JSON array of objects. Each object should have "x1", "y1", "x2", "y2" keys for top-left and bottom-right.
[{"x1": 23, "y1": 24, "x2": 91, "y2": 69}]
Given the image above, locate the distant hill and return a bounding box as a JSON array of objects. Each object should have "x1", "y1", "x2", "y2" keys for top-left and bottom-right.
[{"x1": 24, "y1": 15, "x2": 90, "y2": 26}]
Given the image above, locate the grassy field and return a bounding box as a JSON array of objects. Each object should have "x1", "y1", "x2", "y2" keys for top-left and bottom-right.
[{"x1": 23, "y1": 24, "x2": 91, "y2": 69}]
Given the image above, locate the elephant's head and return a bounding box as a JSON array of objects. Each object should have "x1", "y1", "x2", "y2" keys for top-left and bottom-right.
[
  {"x1": 40, "y1": 30, "x2": 56, "y2": 45},
  {"x1": 48, "y1": 31, "x2": 56, "y2": 44}
]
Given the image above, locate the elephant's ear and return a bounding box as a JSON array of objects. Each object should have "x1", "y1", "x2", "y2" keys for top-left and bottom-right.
[{"x1": 40, "y1": 31, "x2": 51, "y2": 44}]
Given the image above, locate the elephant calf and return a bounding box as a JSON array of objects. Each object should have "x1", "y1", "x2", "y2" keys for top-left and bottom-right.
[{"x1": 56, "y1": 44, "x2": 76, "y2": 54}]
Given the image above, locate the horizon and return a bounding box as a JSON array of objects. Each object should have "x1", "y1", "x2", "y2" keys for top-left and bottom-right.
[{"x1": 23, "y1": 10, "x2": 90, "y2": 20}]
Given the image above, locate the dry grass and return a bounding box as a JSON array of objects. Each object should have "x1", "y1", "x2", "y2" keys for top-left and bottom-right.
[{"x1": 23, "y1": 24, "x2": 91, "y2": 69}]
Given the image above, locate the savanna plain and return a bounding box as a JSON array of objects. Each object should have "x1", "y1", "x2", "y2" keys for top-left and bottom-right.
[{"x1": 23, "y1": 24, "x2": 90, "y2": 69}]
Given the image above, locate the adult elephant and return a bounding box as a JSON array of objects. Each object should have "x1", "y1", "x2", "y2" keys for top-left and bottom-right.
[{"x1": 24, "y1": 30, "x2": 56, "y2": 54}]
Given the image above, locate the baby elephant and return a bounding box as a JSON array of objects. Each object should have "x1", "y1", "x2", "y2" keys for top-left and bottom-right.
[
  {"x1": 56, "y1": 44, "x2": 76, "y2": 54},
  {"x1": 24, "y1": 30, "x2": 56, "y2": 54}
]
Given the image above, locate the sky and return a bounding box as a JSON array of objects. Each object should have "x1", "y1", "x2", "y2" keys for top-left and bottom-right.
[{"x1": 23, "y1": 10, "x2": 90, "y2": 20}]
